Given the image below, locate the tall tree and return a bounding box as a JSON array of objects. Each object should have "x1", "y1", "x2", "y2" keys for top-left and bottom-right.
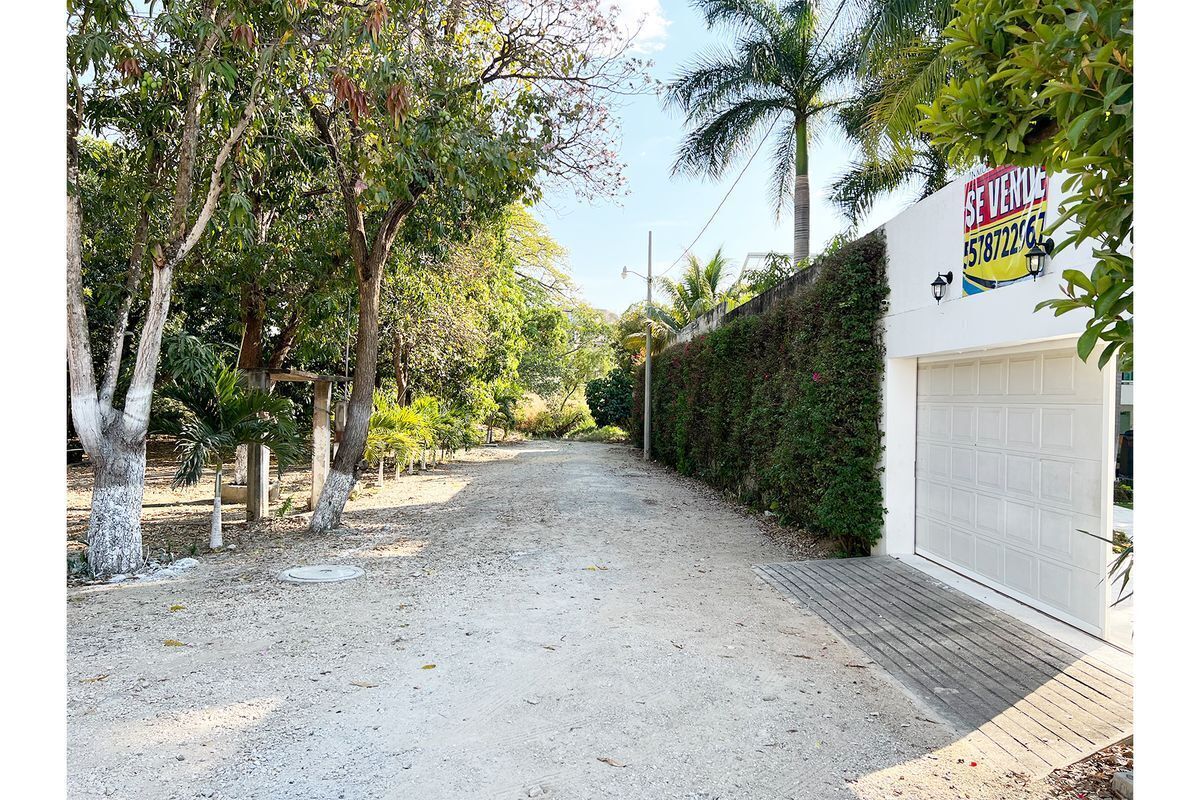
[
  {"x1": 292, "y1": 0, "x2": 641, "y2": 531},
  {"x1": 664, "y1": 0, "x2": 858, "y2": 264},
  {"x1": 829, "y1": 0, "x2": 956, "y2": 221},
  {"x1": 67, "y1": 1, "x2": 290, "y2": 576}
]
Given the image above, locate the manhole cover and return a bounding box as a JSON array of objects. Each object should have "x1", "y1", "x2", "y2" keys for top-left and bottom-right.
[{"x1": 278, "y1": 565, "x2": 365, "y2": 584}]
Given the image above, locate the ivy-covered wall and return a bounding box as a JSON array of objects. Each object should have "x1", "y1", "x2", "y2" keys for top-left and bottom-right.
[{"x1": 633, "y1": 231, "x2": 889, "y2": 555}]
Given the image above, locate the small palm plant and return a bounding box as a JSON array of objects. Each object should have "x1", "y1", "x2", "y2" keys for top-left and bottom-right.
[
  {"x1": 365, "y1": 392, "x2": 428, "y2": 481},
  {"x1": 159, "y1": 362, "x2": 303, "y2": 550},
  {"x1": 658, "y1": 249, "x2": 746, "y2": 325}
]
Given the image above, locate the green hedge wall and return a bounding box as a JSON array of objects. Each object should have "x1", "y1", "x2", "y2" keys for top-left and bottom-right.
[{"x1": 633, "y1": 231, "x2": 889, "y2": 555}]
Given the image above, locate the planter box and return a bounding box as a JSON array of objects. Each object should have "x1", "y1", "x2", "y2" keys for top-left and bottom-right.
[{"x1": 221, "y1": 480, "x2": 281, "y2": 505}]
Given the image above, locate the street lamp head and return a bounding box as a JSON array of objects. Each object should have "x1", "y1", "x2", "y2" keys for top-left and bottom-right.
[{"x1": 621, "y1": 266, "x2": 629, "y2": 280}]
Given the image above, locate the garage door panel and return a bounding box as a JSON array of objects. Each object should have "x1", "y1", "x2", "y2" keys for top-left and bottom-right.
[
  {"x1": 951, "y1": 447, "x2": 976, "y2": 483},
  {"x1": 950, "y1": 487, "x2": 975, "y2": 527},
  {"x1": 1037, "y1": 509, "x2": 1107, "y2": 574},
  {"x1": 1005, "y1": 407, "x2": 1039, "y2": 448},
  {"x1": 916, "y1": 348, "x2": 1108, "y2": 634},
  {"x1": 975, "y1": 538, "x2": 1004, "y2": 581},
  {"x1": 1004, "y1": 454, "x2": 1037, "y2": 497},
  {"x1": 930, "y1": 363, "x2": 953, "y2": 395},
  {"x1": 976, "y1": 494, "x2": 1004, "y2": 535},
  {"x1": 927, "y1": 482, "x2": 951, "y2": 519},
  {"x1": 978, "y1": 359, "x2": 1006, "y2": 394},
  {"x1": 951, "y1": 406, "x2": 975, "y2": 440},
  {"x1": 978, "y1": 407, "x2": 1005, "y2": 445},
  {"x1": 1007, "y1": 356, "x2": 1039, "y2": 395},
  {"x1": 1004, "y1": 500, "x2": 1036, "y2": 545},
  {"x1": 1004, "y1": 549, "x2": 1037, "y2": 595},
  {"x1": 1042, "y1": 405, "x2": 1103, "y2": 459},
  {"x1": 952, "y1": 361, "x2": 978, "y2": 395},
  {"x1": 977, "y1": 451, "x2": 1003, "y2": 490}
]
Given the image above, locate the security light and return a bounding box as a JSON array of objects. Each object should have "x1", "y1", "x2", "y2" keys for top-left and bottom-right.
[
  {"x1": 931, "y1": 271, "x2": 954, "y2": 304},
  {"x1": 1025, "y1": 237, "x2": 1055, "y2": 280}
]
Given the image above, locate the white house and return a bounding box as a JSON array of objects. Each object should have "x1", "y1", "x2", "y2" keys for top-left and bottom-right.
[{"x1": 876, "y1": 166, "x2": 1128, "y2": 649}]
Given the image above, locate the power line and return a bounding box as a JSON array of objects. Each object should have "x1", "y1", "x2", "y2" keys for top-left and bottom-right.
[{"x1": 660, "y1": 114, "x2": 780, "y2": 278}]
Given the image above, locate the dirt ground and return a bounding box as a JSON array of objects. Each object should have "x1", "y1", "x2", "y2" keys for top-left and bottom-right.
[{"x1": 68, "y1": 441, "x2": 1073, "y2": 799}]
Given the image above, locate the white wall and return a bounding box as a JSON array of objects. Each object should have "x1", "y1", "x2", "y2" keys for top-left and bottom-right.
[{"x1": 875, "y1": 172, "x2": 1107, "y2": 557}]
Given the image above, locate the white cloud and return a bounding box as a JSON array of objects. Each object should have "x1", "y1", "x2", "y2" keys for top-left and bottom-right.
[{"x1": 609, "y1": 0, "x2": 670, "y2": 54}]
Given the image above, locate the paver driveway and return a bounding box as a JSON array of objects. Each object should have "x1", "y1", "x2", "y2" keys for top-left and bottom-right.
[{"x1": 68, "y1": 442, "x2": 1060, "y2": 799}]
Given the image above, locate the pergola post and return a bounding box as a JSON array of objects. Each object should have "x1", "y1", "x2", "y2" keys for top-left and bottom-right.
[
  {"x1": 311, "y1": 380, "x2": 332, "y2": 511},
  {"x1": 246, "y1": 371, "x2": 272, "y2": 522}
]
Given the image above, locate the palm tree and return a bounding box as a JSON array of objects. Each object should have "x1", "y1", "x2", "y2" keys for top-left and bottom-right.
[
  {"x1": 658, "y1": 249, "x2": 746, "y2": 326},
  {"x1": 618, "y1": 301, "x2": 680, "y2": 357},
  {"x1": 830, "y1": 79, "x2": 950, "y2": 223},
  {"x1": 159, "y1": 362, "x2": 303, "y2": 550},
  {"x1": 665, "y1": 0, "x2": 859, "y2": 265},
  {"x1": 828, "y1": 0, "x2": 958, "y2": 220}
]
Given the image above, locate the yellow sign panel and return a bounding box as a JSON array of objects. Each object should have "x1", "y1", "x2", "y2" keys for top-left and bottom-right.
[{"x1": 962, "y1": 165, "x2": 1048, "y2": 295}]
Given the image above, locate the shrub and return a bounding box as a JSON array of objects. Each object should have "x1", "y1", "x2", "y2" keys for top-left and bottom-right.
[
  {"x1": 633, "y1": 231, "x2": 889, "y2": 554},
  {"x1": 585, "y1": 368, "x2": 634, "y2": 429},
  {"x1": 515, "y1": 395, "x2": 594, "y2": 438},
  {"x1": 569, "y1": 425, "x2": 629, "y2": 443}
]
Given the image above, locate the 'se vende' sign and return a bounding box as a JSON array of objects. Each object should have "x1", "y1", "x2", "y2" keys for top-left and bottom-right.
[{"x1": 962, "y1": 165, "x2": 1048, "y2": 295}]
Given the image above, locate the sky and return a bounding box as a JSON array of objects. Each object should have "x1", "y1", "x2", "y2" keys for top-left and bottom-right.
[{"x1": 534, "y1": 0, "x2": 915, "y2": 315}]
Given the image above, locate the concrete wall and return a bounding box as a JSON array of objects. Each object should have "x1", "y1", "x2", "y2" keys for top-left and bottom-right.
[
  {"x1": 876, "y1": 171, "x2": 1112, "y2": 557},
  {"x1": 666, "y1": 261, "x2": 826, "y2": 347}
]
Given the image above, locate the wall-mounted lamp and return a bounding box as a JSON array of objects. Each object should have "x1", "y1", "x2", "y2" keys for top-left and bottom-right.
[
  {"x1": 1025, "y1": 237, "x2": 1055, "y2": 280},
  {"x1": 931, "y1": 271, "x2": 954, "y2": 304}
]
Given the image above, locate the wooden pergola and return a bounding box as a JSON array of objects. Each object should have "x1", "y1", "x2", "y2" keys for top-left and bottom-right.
[{"x1": 244, "y1": 368, "x2": 351, "y2": 521}]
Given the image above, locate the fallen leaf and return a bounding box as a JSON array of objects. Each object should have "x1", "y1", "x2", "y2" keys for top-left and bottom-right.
[
  {"x1": 350, "y1": 680, "x2": 378, "y2": 688},
  {"x1": 81, "y1": 674, "x2": 109, "y2": 683},
  {"x1": 671, "y1": 641, "x2": 684, "y2": 650},
  {"x1": 845, "y1": 663, "x2": 868, "y2": 669},
  {"x1": 169, "y1": 604, "x2": 185, "y2": 612},
  {"x1": 791, "y1": 653, "x2": 813, "y2": 659},
  {"x1": 597, "y1": 757, "x2": 626, "y2": 768},
  {"x1": 421, "y1": 664, "x2": 436, "y2": 670},
  {"x1": 163, "y1": 639, "x2": 186, "y2": 647},
  {"x1": 542, "y1": 645, "x2": 557, "y2": 651}
]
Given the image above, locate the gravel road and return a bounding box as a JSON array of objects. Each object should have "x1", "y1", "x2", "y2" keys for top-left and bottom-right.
[{"x1": 67, "y1": 441, "x2": 1054, "y2": 799}]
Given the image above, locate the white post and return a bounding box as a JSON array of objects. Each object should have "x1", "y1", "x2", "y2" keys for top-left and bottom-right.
[
  {"x1": 246, "y1": 371, "x2": 271, "y2": 521},
  {"x1": 643, "y1": 230, "x2": 652, "y2": 461},
  {"x1": 311, "y1": 380, "x2": 332, "y2": 511}
]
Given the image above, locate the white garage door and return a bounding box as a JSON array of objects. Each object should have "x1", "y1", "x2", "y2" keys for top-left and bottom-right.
[{"x1": 915, "y1": 347, "x2": 1109, "y2": 634}]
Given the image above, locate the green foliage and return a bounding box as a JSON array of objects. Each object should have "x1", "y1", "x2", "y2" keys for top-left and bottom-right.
[
  {"x1": 516, "y1": 398, "x2": 594, "y2": 439},
  {"x1": 585, "y1": 369, "x2": 634, "y2": 430},
  {"x1": 658, "y1": 249, "x2": 744, "y2": 326},
  {"x1": 155, "y1": 347, "x2": 303, "y2": 487},
  {"x1": 738, "y1": 237, "x2": 852, "y2": 298},
  {"x1": 365, "y1": 392, "x2": 430, "y2": 467},
  {"x1": 921, "y1": 0, "x2": 1133, "y2": 369},
  {"x1": 634, "y1": 232, "x2": 890, "y2": 554},
  {"x1": 569, "y1": 425, "x2": 629, "y2": 443}
]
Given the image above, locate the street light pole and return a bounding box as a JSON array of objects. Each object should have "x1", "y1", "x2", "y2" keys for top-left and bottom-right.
[{"x1": 644, "y1": 231, "x2": 652, "y2": 461}]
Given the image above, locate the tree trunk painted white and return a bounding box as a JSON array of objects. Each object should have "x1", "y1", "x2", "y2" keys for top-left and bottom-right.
[
  {"x1": 378, "y1": 459, "x2": 385, "y2": 485},
  {"x1": 66, "y1": 38, "x2": 268, "y2": 576},
  {"x1": 86, "y1": 441, "x2": 148, "y2": 577},
  {"x1": 210, "y1": 466, "x2": 224, "y2": 550}
]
